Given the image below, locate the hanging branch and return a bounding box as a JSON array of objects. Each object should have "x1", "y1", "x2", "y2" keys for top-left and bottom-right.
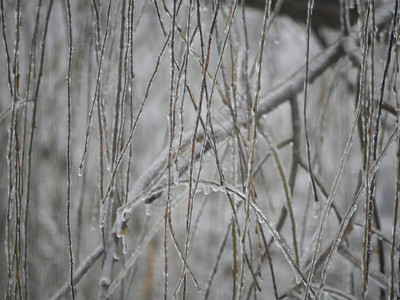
[
  {"x1": 164, "y1": 0, "x2": 177, "y2": 298},
  {"x1": 97, "y1": 1, "x2": 127, "y2": 299},
  {"x1": 65, "y1": 0, "x2": 75, "y2": 298}
]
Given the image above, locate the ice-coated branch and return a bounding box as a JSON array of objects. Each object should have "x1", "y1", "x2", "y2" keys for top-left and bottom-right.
[
  {"x1": 125, "y1": 2, "x2": 394, "y2": 215},
  {"x1": 48, "y1": 3, "x2": 395, "y2": 297},
  {"x1": 50, "y1": 245, "x2": 103, "y2": 300}
]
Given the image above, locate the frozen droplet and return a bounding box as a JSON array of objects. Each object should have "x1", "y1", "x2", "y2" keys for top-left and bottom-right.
[
  {"x1": 173, "y1": 169, "x2": 180, "y2": 185},
  {"x1": 294, "y1": 271, "x2": 302, "y2": 284},
  {"x1": 211, "y1": 185, "x2": 221, "y2": 193},
  {"x1": 115, "y1": 210, "x2": 124, "y2": 237},
  {"x1": 184, "y1": 182, "x2": 189, "y2": 190},
  {"x1": 78, "y1": 163, "x2": 84, "y2": 176},
  {"x1": 233, "y1": 193, "x2": 242, "y2": 205},
  {"x1": 99, "y1": 202, "x2": 106, "y2": 229},
  {"x1": 115, "y1": 207, "x2": 132, "y2": 238},
  {"x1": 313, "y1": 201, "x2": 320, "y2": 218},
  {"x1": 203, "y1": 185, "x2": 209, "y2": 195}
]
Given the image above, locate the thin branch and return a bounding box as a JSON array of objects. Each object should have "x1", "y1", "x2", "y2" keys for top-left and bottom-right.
[
  {"x1": 50, "y1": 246, "x2": 104, "y2": 300},
  {"x1": 65, "y1": 0, "x2": 75, "y2": 298}
]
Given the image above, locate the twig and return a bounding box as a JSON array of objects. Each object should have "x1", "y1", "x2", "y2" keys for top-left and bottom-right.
[
  {"x1": 65, "y1": 0, "x2": 75, "y2": 298},
  {"x1": 50, "y1": 246, "x2": 104, "y2": 300}
]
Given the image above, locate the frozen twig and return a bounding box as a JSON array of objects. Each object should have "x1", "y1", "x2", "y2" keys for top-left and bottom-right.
[
  {"x1": 65, "y1": 0, "x2": 74, "y2": 298},
  {"x1": 50, "y1": 245, "x2": 104, "y2": 300}
]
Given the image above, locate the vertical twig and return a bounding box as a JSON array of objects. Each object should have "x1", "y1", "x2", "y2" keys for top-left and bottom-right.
[
  {"x1": 6, "y1": 0, "x2": 22, "y2": 298},
  {"x1": 65, "y1": 0, "x2": 75, "y2": 298},
  {"x1": 0, "y1": 0, "x2": 13, "y2": 96},
  {"x1": 164, "y1": 0, "x2": 177, "y2": 298},
  {"x1": 239, "y1": 1, "x2": 270, "y2": 299},
  {"x1": 22, "y1": 1, "x2": 43, "y2": 297},
  {"x1": 389, "y1": 2, "x2": 400, "y2": 299},
  {"x1": 362, "y1": 2, "x2": 374, "y2": 297},
  {"x1": 303, "y1": 0, "x2": 319, "y2": 206},
  {"x1": 98, "y1": 1, "x2": 127, "y2": 299},
  {"x1": 24, "y1": 0, "x2": 55, "y2": 298},
  {"x1": 79, "y1": 0, "x2": 113, "y2": 181},
  {"x1": 371, "y1": 1, "x2": 398, "y2": 298}
]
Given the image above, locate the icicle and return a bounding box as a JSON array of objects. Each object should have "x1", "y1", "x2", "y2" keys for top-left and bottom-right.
[
  {"x1": 211, "y1": 184, "x2": 223, "y2": 193},
  {"x1": 173, "y1": 168, "x2": 180, "y2": 185},
  {"x1": 99, "y1": 201, "x2": 106, "y2": 229},
  {"x1": 77, "y1": 162, "x2": 84, "y2": 177},
  {"x1": 146, "y1": 204, "x2": 152, "y2": 216},
  {"x1": 203, "y1": 184, "x2": 210, "y2": 196},
  {"x1": 273, "y1": 34, "x2": 280, "y2": 45},
  {"x1": 115, "y1": 207, "x2": 131, "y2": 238},
  {"x1": 313, "y1": 200, "x2": 320, "y2": 218},
  {"x1": 121, "y1": 235, "x2": 127, "y2": 255}
]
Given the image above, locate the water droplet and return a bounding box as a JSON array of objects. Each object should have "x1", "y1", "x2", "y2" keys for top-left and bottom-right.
[
  {"x1": 78, "y1": 164, "x2": 84, "y2": 176},
  {"x1": 294, "y1": 271, "x2": 302, "y2": 284}
]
